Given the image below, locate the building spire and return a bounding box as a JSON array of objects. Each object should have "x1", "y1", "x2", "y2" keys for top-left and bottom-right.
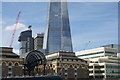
[{"x1": 43, "y1": 0, "x2": 73, "y2": 54}]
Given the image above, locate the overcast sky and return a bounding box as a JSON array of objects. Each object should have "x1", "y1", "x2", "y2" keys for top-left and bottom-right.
[{"x1": 1, "y1": 2, "x2": 118, "y2": 54}]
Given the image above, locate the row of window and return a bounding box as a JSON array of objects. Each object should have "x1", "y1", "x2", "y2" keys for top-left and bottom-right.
[
  {"x1": 89, "y1": 70, "x2": 104, "y2": 73},
  {"x1": 106, "y1": 65, "x2": 120, "y2": 69},
  {"x1": 2, "y1": 62, "x2": 19, "y2": 66},
  {"x1": 60, "y1": 55, "x2": 75, "y2": 57},
  {"x1": 47, "y1": 58, "x2": 84, "y2": 62},
  {"x1": 95, "y1": 70, "x2": 104, "y2": 73},
  {"x1": 106, "y1": 75, "x2": 120, "y2": 78},
  {"x1": 95, "y1": 76, "x2": 104, "y2": 78},
  {"x1": 106, "y1": 70, "x2": 120, "y2": 73},
  {"x1": 77, "y1": 51, "x2": 117, "y2": 57},
  {"x1": 109, "y1": 58, "x2": 120, "y2": 60},
  {"x1": 94, "y1": 66, "x2": 104, "y2": 68},
  {"x1": 0, "y1": 55, "x2": 19, "y2": 58},
  {"x1": 57, "y1": 63, "x2": 86, "y2": 68},
  {"x1": 101, "y1": 61, "x2": 120, "y2": 64},
  {"x1": 64, "y1": 69, "x2": 77, "y2": 72},
  {"x1": 87, "y1": 56, "x2": 104, "y2": 59},
  {"x1": 89, "y1": 76, "x2": 104, "y2": 78},
  {"x1": 89, "y1": 65, "x2": 120, "y2": 69},
  {"x1": 89, "y1": 65, "x2": 104, "y2": 69},
  {"x1": 105, "y1": 51, "x2": 117, "y2": 54},
  {"x1": 90, "y1": 75, "x2": 120, "y2": 78},
  {"x1": 77, "y1": 51, "x2": 104, "y2": 57}
]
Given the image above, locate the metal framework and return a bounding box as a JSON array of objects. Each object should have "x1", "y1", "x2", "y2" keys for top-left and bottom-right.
[{"x1": 24, "y1": 50, "x2": 47, "y2": 76}]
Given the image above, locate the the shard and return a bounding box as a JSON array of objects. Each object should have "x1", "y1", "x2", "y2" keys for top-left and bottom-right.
[{"x1": 43, "y1": 0, "x2": 73, "y2": 54}]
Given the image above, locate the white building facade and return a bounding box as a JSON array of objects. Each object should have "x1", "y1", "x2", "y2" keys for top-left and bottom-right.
[{"x1": 75, "y1": 47, "x2": 120, "y2": 78}]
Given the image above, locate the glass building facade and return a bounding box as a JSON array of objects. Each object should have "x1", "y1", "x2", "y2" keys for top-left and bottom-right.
[{"x1": 43, "y1": 0, "x2": 73, "y2": 54}]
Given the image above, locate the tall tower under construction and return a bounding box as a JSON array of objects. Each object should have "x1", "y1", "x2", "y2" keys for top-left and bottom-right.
[
  {"x1": 18, "y1": 26, "x2": 34, "y2": 58},
  {"x1": 43, "y1": 0, "x2": 73, "y2": 54}
]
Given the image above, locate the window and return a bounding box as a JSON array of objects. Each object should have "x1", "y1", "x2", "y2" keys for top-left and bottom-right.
[
  {"x1": 65, "y1": 75, "x2": 67, "y2": 77},
  {"x1": 89, "y1": 76, "x2": 93, "y2": 78},
  {"x1": 77, "y1": 59, "x2": 81, "y2": 61},
  {"x1": 89, "y1": 66, "x2": 93, "y2": 68},
  {"x1": 65, "y1": 70, "x2": 67, "y2": 72},
  {"x1": 75, "y1": 75, "x2": 77, "y2": 78},
  {"x1": 8, "y1": 68, "x2": 12, "y2": 71},
  {"x1": 50, "y1": 64, "x2": 52, "y2": 67},
  {"x1": 15, "y1": 63, "x2": 19, "y2": 66},
  {"x1": 74, "y1": 66, "x2": 77, "y2": 68},
  {"x1": 106, "y1": 75, "x2": 120, "y2": 78},
  {"x1": 95, "y1": 65, "x2": 104, "y2": 68},
  {"x1": 63, "y1": 59, "x2": 68, "y2": 61},
  {"x1": 95, "y1": 70, "x2": 104, "y2": 73},
  {"x1": 57, "y1": 63, "x2": 59, "y2": 66},
  {"x1": 2, "y1": 62, "x2": 6, "y2": 66},
  {"x1": 105, "y1": 51, "x2": 117, "y2": 54},
  {"x1": 9, "y1": 63, "x2": 12, "y2": 66},
  {"x1": 70, "y1": 65, "x2": 72, "y2": 68},
  {"x1": 68, "y1": 59, "x2": 72, "y2": 61},
  {"x1": 89, "y1": 71, "x2": 93, "y2": 73},
  {"x1": 95, "y1": 76, "x2": 104, "y2": 78},
  {"x1": 106, "y1": 65, "x2": 119, "y2": 69},
  {"x1": 8, "y1": 74, "x2": 12, "y2": 76},
  {"x1": 73, "y1": 59, "x2": 76, "y2": 61},
  {"x1": 74, "y1": 70, "x2": 77, "y2": 72},
  {"x1": 106, "y1": 70, "x2": 120, "y2": 74}
]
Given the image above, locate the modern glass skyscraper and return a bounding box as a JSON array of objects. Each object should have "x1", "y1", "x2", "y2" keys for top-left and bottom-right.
[{"x1": 43, "y1": 0, "x2": 73, "y2": 54}]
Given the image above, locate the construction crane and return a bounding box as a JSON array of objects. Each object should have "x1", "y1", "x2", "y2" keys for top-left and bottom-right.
[{"x1": 9, "y1": 11, "x2": 21, "y2": 47}]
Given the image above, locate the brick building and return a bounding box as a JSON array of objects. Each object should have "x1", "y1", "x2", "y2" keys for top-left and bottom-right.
[
  {"x1": 45, "y1": 51, "x2": 89, "y2": 80},
  {"x1": 0, "y1": 47, "x2": 23, "y2": 78}
]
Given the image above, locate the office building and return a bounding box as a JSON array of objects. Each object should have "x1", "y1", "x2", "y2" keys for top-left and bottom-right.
[
  {"x1": 34, "y1": 33, "x2": 44, "y2": 51},
  {"x1": 75, "y1": 47, "x2": 117, "y2": 60},
  {"x1": 102, "y1": 44, "x2": 120, "y2": 53},
  {"x1": 89, "y1": 56, "x2": 120, "y2": 78},
  {"x1": 43, "y1": 0, "x2": 73, "y2": 54},
  {"x1": 45, "y1": 51, "x2": 89, "y2": 79},
  {"x1": 75, "y1": 47, "x2": 120, "y2": 79},
  {"x1": 0, "y1": 47, "x2": 23, "y2": 78},
  {"x1": 18, "y1": 26, "x2": 34, "y2": 58}
]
